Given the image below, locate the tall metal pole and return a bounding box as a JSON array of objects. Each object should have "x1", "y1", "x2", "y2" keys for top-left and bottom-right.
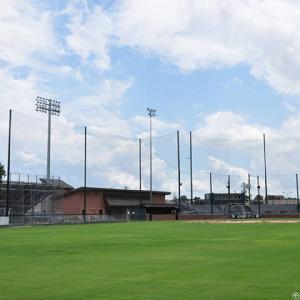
[
  {"x1": 5, "y1": 109, "x2": 12, "y2": 217},
  {"x1": 263, "y1": 133, "x2": 268, "y2": 204},
  {"x1": 139, "y1": 138, "x2": 142, "y2": 191},
  {"x1": 227, "y1": 175, "x2": 231, "y2": 203},
  {"x1": 296, "y1": 173, "x2": 299, "y2": 214},
  {"x1": 257, "y1": 175, "x2": 261, "y2": 216},
  {"x1": 150, "y1": 116, "x2": 152, "y2": 203},
  {"x1": 177, "y1": 130, "x2": 181, "y2": 208},
  {"x1": 248, "y1": 173, "x2": 251, "y2": 202},
  {"x1": 35, "y1": 96, "x2": 61, "y2": 181},
  {"x1": 147, "y1": 108, "x2": 156, "y2": 203},
  {"x1": 84, "y1": 126, "x2": 87, "y2": 223},
  {"x1": 210, "y1": 172, "x2": 213, "y2": 215},
  {"x1": 47, "y1": 100, "x2": 52, "y2": 180},
  {"x1": 190, "y1": 131, "x2": 193, "y2": 205},
  {"x1": 139, "y1": 138, "x2": 142, "y2": 208}
]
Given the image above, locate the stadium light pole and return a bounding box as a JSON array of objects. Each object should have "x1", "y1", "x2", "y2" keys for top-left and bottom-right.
[
  {"x1": 35, "y1": 96, "x2": 61, "y2": 181},
  {"x1": 147, "y1": 108, "x2": 156, "y2": 203}
]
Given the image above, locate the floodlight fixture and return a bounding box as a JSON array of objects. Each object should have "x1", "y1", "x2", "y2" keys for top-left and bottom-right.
[{"x1": 35, "y1": 96, "x2": 61, "y2": 181}]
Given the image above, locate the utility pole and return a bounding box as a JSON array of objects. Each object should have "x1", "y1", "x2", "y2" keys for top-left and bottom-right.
[
  {"x1": 35, "y1": 97, "x2": 61, "y2": 181},
  {"x1": 147, "y1": 108, "x2": 156, "y2": 203},
  {"x1": 5, "y1": 109, "x2": 12, "y2": 217},
  {"x1": 263, "y1": 133, "x2": 268, "y2": 204},
  {"x1": 189, "y1": 131, "x2": 193, "y2": 205},
  {"x1": 177, "y1": 130, "x2": 181, "y2": 208}
]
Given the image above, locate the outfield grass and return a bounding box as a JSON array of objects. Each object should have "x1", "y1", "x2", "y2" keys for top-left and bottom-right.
[{"x1": 0, "y1": 221, "x2": 300, "y2": 300}]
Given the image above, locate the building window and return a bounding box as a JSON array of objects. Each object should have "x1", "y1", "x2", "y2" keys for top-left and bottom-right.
[{"x1": 99, "y1": 209, "x2": 102, "y2": 215}]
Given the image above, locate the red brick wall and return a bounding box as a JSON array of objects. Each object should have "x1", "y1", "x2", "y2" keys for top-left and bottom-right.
[
  {"x1": 153, "y1": 194, "x2": 166, "y2": 204},
  {"x1": 150, "y1": 214, "x2": 177, "y2": 221},
  {"x1": 52, "y1": 191, "x2": 106, "y2": 214}
]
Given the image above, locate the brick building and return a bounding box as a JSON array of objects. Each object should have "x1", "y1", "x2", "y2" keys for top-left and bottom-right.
[{"x1": 51, "y1": 187, "x2": 175, "y2": 217}]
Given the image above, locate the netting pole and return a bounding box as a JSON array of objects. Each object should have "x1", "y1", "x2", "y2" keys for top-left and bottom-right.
[
  {"x1": 83, "y1": 126, "x2": 87, "y2": 223},
  {"x1": 257, "y1": 175, "x2": 261, "y2": 216},
  {"x1": 263, "y1": 133, "x2": 268, "y2": 204},
  {"x1": 189, "y1": 131, "x2": 193, "y2": 205},
  {"x1": 5, "y1": 109, "x2": 12, "y2": 217},
  {"x1": 227, "y1": 175, "x2": 231, "y2": 203},
  {"x1": 248, "y1": 173, "x2": 251, "y2": 202},
  {"x1": 139, "y1": 138, "x2": 142, "y2": 192},
  {"x1": 296, "y1": 173, "x2": 299, "y2": 214},
  {"x1": 177, "y1": 130, "x2": 181, "y2": 208},
  {"x1": 210, "y1": 172, "x2": 213, "y2": 215},
  {"x1": 139, "y1": 138, "x2": 142, "y2": 208}
]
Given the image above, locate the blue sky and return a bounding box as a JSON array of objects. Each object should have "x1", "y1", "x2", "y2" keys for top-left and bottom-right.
[{"x1": 1, "y1": 0, "x2": 300, "y2": 197}]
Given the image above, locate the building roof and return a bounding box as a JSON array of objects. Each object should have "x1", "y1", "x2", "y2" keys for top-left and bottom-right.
[
  {"x1": 66, "y1": 187, "x2": 171, "y2": 196},
  {"x1": 39, "y1": 179, "x2": 73, "y2": 189}
]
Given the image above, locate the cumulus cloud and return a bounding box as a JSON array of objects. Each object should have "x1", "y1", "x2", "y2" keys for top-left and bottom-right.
[
  {"x1": 66, "y1": 5, "x2": 113, "y2": 70},
  {"x1": 0, "y1": 0, "x2": 59, "y2": 68},
  {"x1": 2, "y1": 0, "x2": 300, "y2": 197},
  {"x1": 114, "y1": 0, "x2": 300, "y2": 95}
]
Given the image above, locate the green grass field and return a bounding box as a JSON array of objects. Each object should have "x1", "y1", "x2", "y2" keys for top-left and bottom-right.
[{"x1": 0, "y1": 221, "x2": 300, "y2": 300}]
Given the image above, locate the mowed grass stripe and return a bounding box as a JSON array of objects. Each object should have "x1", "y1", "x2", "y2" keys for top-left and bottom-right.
[{"x1": 0, "y1": 222, "x2": 299, "y2": 300}]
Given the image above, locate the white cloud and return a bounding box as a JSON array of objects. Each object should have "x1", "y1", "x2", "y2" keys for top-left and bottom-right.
[
  {"x1": 283, "y1": 101, "x2": 297, "y2": 113},
  {"x1": 114, "y1": 0, "x2": 300, "y2": 95},
  {"x1": 194, "y1": 111, "x2": 270, "y2": 142},
  {"x1": 66, "y1": 5, "x2": 112, "y2": 70},
  {"x1": 0, "y1": 0, "x2": 59, "y2": 68}
]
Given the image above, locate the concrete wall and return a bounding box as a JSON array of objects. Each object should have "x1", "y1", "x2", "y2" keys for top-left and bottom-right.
[
  {"x1": 262, "y1": 214, "x2": 300, "y2": 218},
  {"x1": 178, "y1": 214, "x2": 224, "y2": 220}
]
